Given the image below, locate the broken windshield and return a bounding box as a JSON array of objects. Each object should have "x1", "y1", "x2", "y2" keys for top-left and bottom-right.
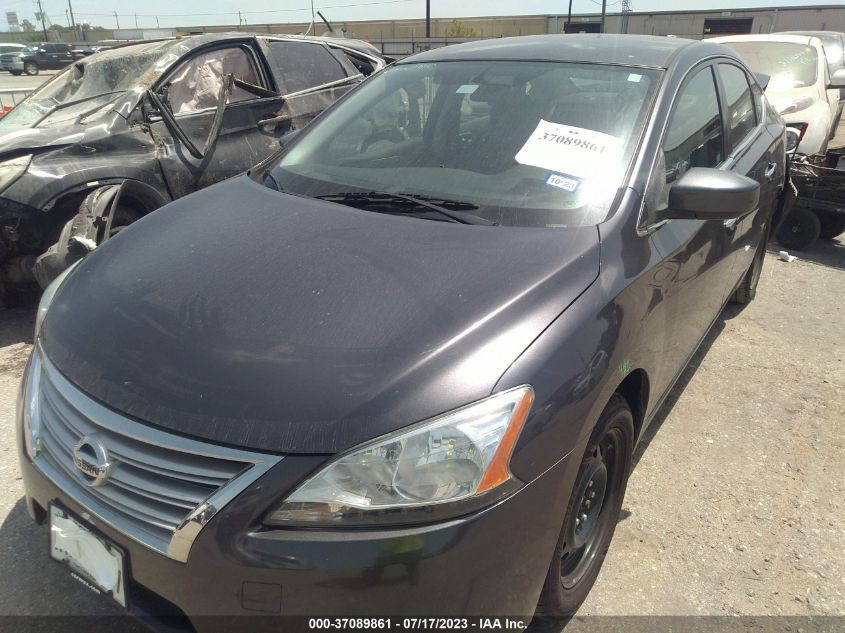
[{"x1": 0, "y1": 40, "x2": 183, "y2": 130}]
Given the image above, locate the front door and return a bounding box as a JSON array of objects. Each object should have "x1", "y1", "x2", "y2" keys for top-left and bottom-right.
[
  {"x1": 148, "y1": 43, "x2": 288, "y2": 200},
  {"x1": 644, "y1": 64, "x2": 737, "y2": 398}
]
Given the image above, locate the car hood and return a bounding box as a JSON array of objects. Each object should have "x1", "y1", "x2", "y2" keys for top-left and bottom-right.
[
  {"x1": 0, "y1": 125, "x2": 85, "y2": 156},
  {"x1": 43, "y1": 176, "x2": 600, "y2": 454}
]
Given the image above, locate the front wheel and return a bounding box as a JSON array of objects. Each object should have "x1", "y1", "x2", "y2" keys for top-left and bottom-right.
[
  {"x1": 537, "y1": 394, "x2": 634, "y2": 616},
  {"x1": 23, "y1": 61, "x2": 38, "y2": 76},
  {"x1": 9, "y1": 70, "x2": 22, "y2": 76}
]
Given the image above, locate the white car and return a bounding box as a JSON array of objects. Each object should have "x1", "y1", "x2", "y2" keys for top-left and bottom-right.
[{"x1": 711, "y1": 33, "x2": 845, "y2": 156}]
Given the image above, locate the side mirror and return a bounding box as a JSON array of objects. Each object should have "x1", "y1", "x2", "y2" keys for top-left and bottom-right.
[
  {"x1": 665, "y1": 168, "x2": 760, "y2": 220},
  {"x1": 828, "y1": 68, "x2": 845, "y2": 89}
]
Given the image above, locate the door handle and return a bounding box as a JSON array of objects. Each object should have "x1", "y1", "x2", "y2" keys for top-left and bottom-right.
[{"x1": 764, "y1": 162, "x2": 778, "y2": 181}]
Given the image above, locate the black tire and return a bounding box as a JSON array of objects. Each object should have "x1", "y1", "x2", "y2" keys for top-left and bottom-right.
[
  {"x1": 9, "y1": 70, "x2": 22, "y2": 76},
  {"x1": 817, "y1": 211, "x2": 845, "y2": 240},
  {"x1": 537, "y1": 394, "x2": 634, "y2": 616},
  {"x1": 776, "y1": 207, "x2": 821, "y2": 250},
  {"x1": 731, "y1": 227, "x2": 767, "y2": 305},
  {"x1": 23, "y1": 61, "x2": 38, "y2": 76}
]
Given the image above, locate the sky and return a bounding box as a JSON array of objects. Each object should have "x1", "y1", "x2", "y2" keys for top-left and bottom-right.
[{"x1": 3, "y1": 0, "x2": 844, "y2": 30}]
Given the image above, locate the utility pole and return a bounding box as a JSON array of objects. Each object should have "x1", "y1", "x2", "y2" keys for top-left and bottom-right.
[
  {"x1": 36, "y1": 0, "x2": 48, "y2": 39},
  {"x1": 600, "y1": 0, "x2": 607, "y2": 33},
  {"x1": 425, "y1": 0, "x2": 430, "y2": 38},
  {"x1": 238, "y1": 10, "x2": 242, "y2": 28},
  {"x1": 566, "y1": 0, "x2": 572, "y2": 33},
  {"x1": 621, "y1": 0, "x2": 632, "y2": 34},
  {"x1": 113, "y1": 11, "x2": 119, "y2": 29},
  {"x1": 156, "y1": 16, "x2": 159, "y2": 28},
  {"x1": 67, "y1": 0, "x2": 78, "y2": 41},
  {"x1": 134, "y1": 13, "x2": 138, "y2": 28}
]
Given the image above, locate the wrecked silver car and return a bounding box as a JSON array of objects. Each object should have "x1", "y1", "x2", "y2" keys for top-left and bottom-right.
[{"x1": 0, "y1": 33, "x2": 384, "y2": 298}]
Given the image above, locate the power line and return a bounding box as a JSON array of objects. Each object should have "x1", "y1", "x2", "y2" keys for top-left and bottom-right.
[{"x1": 74, "y1": 0, "x2": 414, "y2": 20}]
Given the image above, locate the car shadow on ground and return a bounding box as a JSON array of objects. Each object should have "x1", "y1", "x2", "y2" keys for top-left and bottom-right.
[{"x1": 770, "y1": 237, "x2": 845, "y2": 272}]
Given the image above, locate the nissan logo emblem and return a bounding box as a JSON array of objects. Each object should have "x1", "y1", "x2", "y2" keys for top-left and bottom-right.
[{"x1": 72, "y1": 436, "x2": 111, "y2": 487}]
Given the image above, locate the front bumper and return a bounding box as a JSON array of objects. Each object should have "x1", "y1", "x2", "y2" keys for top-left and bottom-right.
[
  {"x1": 3, "y1": 60, "x2": 25, "y2": 72},
  {"x1": 18, "y1": 411, "x2": 577, "y2": 631}
]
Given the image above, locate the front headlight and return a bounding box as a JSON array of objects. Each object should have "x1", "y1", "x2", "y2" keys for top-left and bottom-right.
[
  {"x1": 0, "y1": 155, "x2": 31, "y2": 192},
  {"x1": 20, "y1": 346, "x2": 42, "y2": 459},
  {"x1": 265, "y1": 386, "x2": 534, "y2": 527}
]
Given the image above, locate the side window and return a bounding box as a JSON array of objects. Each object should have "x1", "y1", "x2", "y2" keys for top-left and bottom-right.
[
  {"x1": 664, "y1": 66, "x2": 723, "y2": 181},
  {"x1": 645, "y1": 66, "x2": 723, "y2": 221},
  {"x1": 717, "y1": 63, "x2": 756, "y2": 153},
  {"x1": 331, "y1": 48, "x2": 378, "y2": 76},
  {"x1": 164, "y1": 47, "x2": 263, "y2": 114},
  {"x1": 267, "y1": 41, "x2": 348, "y2": 94}
]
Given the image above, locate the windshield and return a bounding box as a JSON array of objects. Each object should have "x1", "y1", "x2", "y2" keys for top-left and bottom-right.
[
  {"x1": 723, "y1": 42, "x2": 818, "y2": 90},
  {"x1": 269, "y1": 60, "x2": 660, "y2": 227},
  {"x1": 0, "y1": 40, "x2": 181, "y2": 130}
]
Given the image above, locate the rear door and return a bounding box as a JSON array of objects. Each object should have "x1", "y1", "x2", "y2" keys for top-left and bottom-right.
[
  {"x1": 261, "y1": 39, "x2": 361, "y2": 132},
  {"x1": 148, "y1": 40, "x2": 287, "y2": 199},
  {"x1": 714, "y1": 61, "x2": 780, "y2": 282}
]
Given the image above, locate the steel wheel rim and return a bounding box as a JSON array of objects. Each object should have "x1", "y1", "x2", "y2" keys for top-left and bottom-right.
[{"x1": 560, "y1": 426, "x2": 625, "y2": 589}]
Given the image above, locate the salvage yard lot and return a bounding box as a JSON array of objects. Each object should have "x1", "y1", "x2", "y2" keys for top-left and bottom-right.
[{"x1": 0, "y1": 236, "x2": 842, "y2": 626}]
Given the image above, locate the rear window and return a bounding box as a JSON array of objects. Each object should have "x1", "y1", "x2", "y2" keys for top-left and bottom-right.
[
  {"x1": 267, "y1": 41, "x2": 348, "y2": 94},
  {"x1": 723, "y1": 41, "x2": 818, "y2": 89}
]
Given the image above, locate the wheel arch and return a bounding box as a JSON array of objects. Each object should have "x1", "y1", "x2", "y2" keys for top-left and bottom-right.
[{"x1": 613, "y1": 368, "x2": 650, "y2": 444}]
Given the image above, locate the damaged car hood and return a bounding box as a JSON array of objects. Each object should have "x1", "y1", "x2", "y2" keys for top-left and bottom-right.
[
  {"x1": 43, "y1": 175, "x2": 600, "y2": 454},
  {"x1": 0, "y1": 125, "x2": 89, "y2": 157}
]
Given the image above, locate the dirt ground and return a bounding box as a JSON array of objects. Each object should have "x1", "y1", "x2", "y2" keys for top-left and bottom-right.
[{"x1": 0, "y1": 234, "x2": 842, "y2": 630}]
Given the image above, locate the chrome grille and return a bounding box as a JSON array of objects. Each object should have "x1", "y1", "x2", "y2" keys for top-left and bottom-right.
[{"x1": 30, "y1": 349, "x2": 283, "y2": 562}]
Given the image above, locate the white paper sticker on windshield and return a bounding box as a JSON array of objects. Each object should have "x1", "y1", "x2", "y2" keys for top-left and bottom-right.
[
  {"x1": 515, "y1": 120, "x2": 624, "y2": 180},
  {"x1": 456, "y1": 84, "x2": 478, "y2": 94}
]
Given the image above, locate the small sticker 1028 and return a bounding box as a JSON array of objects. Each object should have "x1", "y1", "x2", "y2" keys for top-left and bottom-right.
[{"x1": 545, "y1": 173, "x2": 580, "y2": 192}]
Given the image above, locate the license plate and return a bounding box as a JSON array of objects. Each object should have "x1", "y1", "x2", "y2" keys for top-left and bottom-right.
[{"x1": 49, "y1": 504, "x2": 128, "y2": 607}]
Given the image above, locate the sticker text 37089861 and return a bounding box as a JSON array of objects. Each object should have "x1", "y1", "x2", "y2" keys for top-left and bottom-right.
[{"x1": 515, "y1": 120, "x2": 623, "y2": 180}]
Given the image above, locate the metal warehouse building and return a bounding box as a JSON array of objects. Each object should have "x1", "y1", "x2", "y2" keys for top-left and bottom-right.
[{"x1": 174, "y1": 4, "x2": 845, "y2": 58}]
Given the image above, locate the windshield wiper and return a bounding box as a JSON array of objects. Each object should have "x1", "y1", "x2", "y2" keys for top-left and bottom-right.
[
  {"x1": 32, "y1": 90, "x2": 125, "y2": 127},
  {"x1": 314, "y1": 191, "x2": 497, "y2": 225}
]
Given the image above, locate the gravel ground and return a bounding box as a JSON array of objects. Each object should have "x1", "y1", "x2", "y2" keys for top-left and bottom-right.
[{"x1": 0, "y1": 237, "x2": 842, "y2": 630}]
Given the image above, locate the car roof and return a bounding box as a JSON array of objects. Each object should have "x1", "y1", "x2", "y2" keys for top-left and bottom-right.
[
  {"x1": 398, "y1": 34, "x2": 728, "y2": 70},
  {"x1": 0, "y1": 43, "x2": 25, "y2": 47},
  {"x1": 710, "y1": 33, "x2": 818, "y2": 46},
  {"x1": 143, "y1": 31, "x2": 374, "y2": 55}
]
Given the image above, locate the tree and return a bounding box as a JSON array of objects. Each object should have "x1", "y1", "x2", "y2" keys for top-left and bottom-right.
[
  {"x1": 446, "y1": 19, "x2": 477, "y2": 38},
  {"x1": 20, "y1": 19, "x2": 36, "y2": 32}
]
